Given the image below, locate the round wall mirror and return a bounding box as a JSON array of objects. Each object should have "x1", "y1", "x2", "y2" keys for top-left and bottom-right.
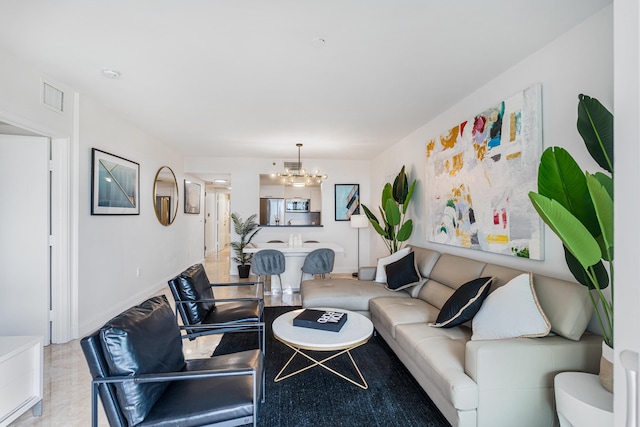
[{"x1": 153, "y1": 166, "x2": 179, "y2": 226}]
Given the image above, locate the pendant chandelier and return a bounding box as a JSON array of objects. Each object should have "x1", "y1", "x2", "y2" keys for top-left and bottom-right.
[{"x1": 272, "y1": 143, "x2": 328, "y2": 187}]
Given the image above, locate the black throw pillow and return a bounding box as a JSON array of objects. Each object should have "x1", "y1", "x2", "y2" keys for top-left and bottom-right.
[
  {"x1": 384, "y1": 251, "x2": 423, "y2": 291},
  {"x1": 431, "y1": 277, "x2": 494, "y2": 328}
]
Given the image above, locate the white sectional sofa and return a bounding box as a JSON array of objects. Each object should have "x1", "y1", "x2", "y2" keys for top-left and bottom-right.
[{"x1": 300, "y1": 245, "x2": 602, "y2": 427}]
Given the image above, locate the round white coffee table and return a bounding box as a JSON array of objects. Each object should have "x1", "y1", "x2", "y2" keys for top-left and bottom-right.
[{"x1": 272, "y1": 308, "x2": 373, "y2": 389}]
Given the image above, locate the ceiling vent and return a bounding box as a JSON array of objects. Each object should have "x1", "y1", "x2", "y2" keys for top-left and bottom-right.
[{"x1": 42, "y1": 81, "x2": 64, "y2": 113}]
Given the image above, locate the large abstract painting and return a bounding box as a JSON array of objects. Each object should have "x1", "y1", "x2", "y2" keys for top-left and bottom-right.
[{"x1": 425, "y1": 84, "x2": 543, "y2": 259}]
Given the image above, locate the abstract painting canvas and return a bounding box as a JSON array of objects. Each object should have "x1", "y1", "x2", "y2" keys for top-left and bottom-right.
[
  {"x1": 91, "y1": 148, "x2": 140, "y2": 215},
  {"x1": 335, "y1": 184, "x2": 360, "y2": 221},
  {"x1": 425, "y1": 84, "x2": 543, "y2": 259}
]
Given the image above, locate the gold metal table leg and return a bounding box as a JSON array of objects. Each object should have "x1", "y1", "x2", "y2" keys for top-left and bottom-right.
[{"x1": 274, "y1": 341, "x2": 369, "y2": 389}]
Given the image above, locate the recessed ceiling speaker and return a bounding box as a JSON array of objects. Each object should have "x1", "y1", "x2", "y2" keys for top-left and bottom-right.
[{"x1": 102, "y1": 68, "x2": 121, "y2": 79}]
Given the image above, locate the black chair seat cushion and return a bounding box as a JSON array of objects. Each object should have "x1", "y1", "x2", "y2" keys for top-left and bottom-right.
[
  {"x1": 170, "y1": 264, "x2": 216, "y2": 324},
  {"x1": 203, "y1": 302, "x2": 261, "y2": 325},
  {"x1": 100, "y1": 296, "x2": 186, "y2": 426},
  {"x1": 138, "y1": 349, "x2": 263, "y2": 427}
]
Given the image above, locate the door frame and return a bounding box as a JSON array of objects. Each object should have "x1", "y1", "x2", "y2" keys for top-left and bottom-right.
[{"x1": 0, "y1": 114, "x2": 74, "y2": 343}]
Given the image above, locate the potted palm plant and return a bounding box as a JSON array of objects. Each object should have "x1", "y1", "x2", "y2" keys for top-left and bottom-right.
[
  {"x1": 231, "y1": 213, "x2": 260, "y2": 278},
  {"x1": 528, "y1": 94, "x2": 613, "y2": 391},
  {"x1": 362, "y1": 165, "x2": 417, "y2": 254}
]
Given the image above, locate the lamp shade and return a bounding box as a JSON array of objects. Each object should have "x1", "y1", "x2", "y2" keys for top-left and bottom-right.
[{"x1": 350, "y1": 214, "x2": 369, "y2": 229}]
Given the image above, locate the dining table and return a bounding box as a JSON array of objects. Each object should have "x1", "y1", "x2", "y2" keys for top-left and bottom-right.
[{"x1": 243, "y1": 242, "x2": 344, "y2": 293}]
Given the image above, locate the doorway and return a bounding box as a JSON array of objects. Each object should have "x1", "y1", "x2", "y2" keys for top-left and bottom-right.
[
  {"x1": 0, "y1": 121, "x2": 72, "y2": 344},
  {"x1": 204, "y1": 185, "x2": 231, "y2": 255},
  {"x1": 0, "y1": 134, "x2": 51, "y2": 342}
]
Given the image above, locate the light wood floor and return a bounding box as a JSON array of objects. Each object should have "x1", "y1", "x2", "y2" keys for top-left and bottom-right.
[{"x1": 10, "y1": 248, "x2": 326, "y2": 426}]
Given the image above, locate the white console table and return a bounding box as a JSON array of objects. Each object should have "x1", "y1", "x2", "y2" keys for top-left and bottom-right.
[
  {"x1": 244, "y1": 242, "x2": 344, "y2": 293},
  {"x1": 0, "y1": 336, "x2": 43, "y2": 426}
]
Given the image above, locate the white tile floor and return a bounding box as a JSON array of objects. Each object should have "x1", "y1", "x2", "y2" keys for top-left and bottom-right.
[{"x1": 9, "y1": 249, "x2": 310, "y2": 426}]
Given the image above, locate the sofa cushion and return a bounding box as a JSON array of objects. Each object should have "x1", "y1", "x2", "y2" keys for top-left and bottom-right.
[
  {"x1": 394, "y1": 323, "x2": 477, "y2": 410},
  {"x1": 431, "y1": 277, "x2": 493, "y2": 328},
  {"x1": 480, "y1": 264, "x2": 594, "y2": 341},
  {"x1": 301, "y1": 278, "x2": 410, "y2": 312},
  {"x1": 370, "y1": 297, "x2": 440, "y2": 338},
  {"x1": 375, "y1": 247, "x2": 411, "y2": 283},
  {"x1": 417, "y1": 254, "x2": 486, "y2": 310},
  {"x1": 408, "y1": 245, "x2": 441, "y2": 278},
  {"x1": 384, "y1": 251, "x2": 425, "y2": 291},
  {"x1": 472, "y1": 273, "x2": 551, "y2": 340},
  {"x1": 100, "y1": 295, "x2": 186, "y2": 426}
]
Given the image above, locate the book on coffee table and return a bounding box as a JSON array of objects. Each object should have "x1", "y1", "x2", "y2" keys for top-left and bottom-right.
[{"x1": 293, "y1": 309, "x2": 348, "y2": 332}]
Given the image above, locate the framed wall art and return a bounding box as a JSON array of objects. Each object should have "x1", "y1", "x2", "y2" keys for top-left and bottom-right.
[
  {"x1": 335, "y1": 184, "x2": 360, "y2": 221},
  {"x1": 424, "y1": 83, "x2": 543, "y2": 259},
  {"x1": 91, "y1": 148, "x2": 140, "y2": 215},
  {"x1": 184, "y1": 180, "x2": 201, "y2": 214}
]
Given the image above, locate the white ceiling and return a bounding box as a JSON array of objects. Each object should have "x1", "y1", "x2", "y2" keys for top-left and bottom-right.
[{"x1": 0, "y1": 0, "x2": 611, "y2": 161}]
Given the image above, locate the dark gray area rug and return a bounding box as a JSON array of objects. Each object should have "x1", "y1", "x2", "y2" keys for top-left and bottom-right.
[{"x1": 213, "y1": 306, "x2": 451, "y2": 427}]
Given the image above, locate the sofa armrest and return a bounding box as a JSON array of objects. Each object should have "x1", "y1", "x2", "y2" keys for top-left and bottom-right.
[
  {"x1": 466, "y1": 334, "x2": 601, "y2": 387},
  {"x1": 358, "y1": 266, "x2": 377, "y2": 281},
  {"x1": 465, "y1": 334, "x2": 602, "y2": 426}
]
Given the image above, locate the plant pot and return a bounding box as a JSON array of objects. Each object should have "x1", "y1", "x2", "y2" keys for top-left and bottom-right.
[
  {"x1": 238, "y1": 265, "x2": 251, "y2": 279},
  {"x1": 599, "y1": 341, "x2": 614, "y2": 393}
]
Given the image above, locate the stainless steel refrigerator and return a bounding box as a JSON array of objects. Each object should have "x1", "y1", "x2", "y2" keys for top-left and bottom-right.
[{"x1": 259, "y1": 198, "x2": 285, "y2": 226}]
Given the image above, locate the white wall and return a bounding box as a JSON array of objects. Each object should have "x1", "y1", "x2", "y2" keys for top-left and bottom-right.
[
  {"x1": 77, "y1": 96, "x2": 205, "y2": 335},
  {"x1": 0, "y1": 45, "x2": 205, "y2": 338},
  {"x1": 0, "y1": 49, "x2": 74, "y2": 137},
  {"x1": 184, "y1": 156, "x2": 371, "y2": 275},
  {"x1": 369, "y1": 6, "x2": 613, "y2": 283},
  {"x1": 613, "y1": 0, "x2": 640, "y2": 420}
]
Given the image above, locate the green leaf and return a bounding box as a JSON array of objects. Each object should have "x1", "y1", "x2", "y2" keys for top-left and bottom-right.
[
  {"x1": 382, "y1": 183, "x2": 393, "y2": 208},
  {"x1": 384, "y1": 198, "x2": 401, "y2": 227},
  {"x1": 587, "y1": 173, "x2": 614, "y2": 261},
  {"x1": 537, "y1": 147, "x2": 600, "y2": 237},
  {"x1": 402, "y1": 180, "x2": 417, "y2": 214},
  {"x1": 396, "y1": 220, "x2": 413, "y2": 241},
  {"x1": 593, "y1": 172, "x2": 613, "y2": 200},
  {"x1": 362, "y1": 204, "x2": 386, "y2": 237},
  {"x1": 393, "y1": 166, "x2": 409, "y2": 204},
  {"x1": 577, "y1": 94, "x2": 614, "y2": 173},
  {"x1": 564, "y1": 246, "x2": 609, "y2": 290},
  {"x1": 529, "y1": 192, "x2": 601, "y2": 268}
]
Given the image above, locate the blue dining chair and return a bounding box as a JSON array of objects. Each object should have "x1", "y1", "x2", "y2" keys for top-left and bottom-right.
[
  {"x1": 252, "y1": 249, "x2": 286, "y2": 294},
  {"x1": 300, "y1": 248, "x2": 335, "y2": 286}
]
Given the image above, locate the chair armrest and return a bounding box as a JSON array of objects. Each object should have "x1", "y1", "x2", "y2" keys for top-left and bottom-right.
[
  {"x1": 179, "y1": 321, "x2": 264, "y2": 330},
  {"x1": 174, "y1": 297, "x2": 262, "y2": 305},
  {"x1": 210, "y1": 281, "x2": 263, "y2": 287},
  {"x1": 358, "y1": 266, "x2": 377, "y2": 281},
  {"x1": 94, "y1": 367, "x2": 258, "y2": 387}
]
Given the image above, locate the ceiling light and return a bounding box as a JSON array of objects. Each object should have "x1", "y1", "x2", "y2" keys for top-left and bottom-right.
[
  {"x1": 102, "y1": 68, "x2": 121, "y2": 79},
  {"x1": 213, "y1": 179, "x2": 227, "y2": 183},
  {"x1": 273, "y1": 143, "x2": 327, "y2": 187}
]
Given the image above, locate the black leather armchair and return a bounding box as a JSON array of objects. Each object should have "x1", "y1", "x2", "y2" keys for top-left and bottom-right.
[
  {"x1": 81, "y1": 295, "x2": 264, "y2": 427},
  {"x1": 168, "y1": 263, "x2": 265, "y2": 352}
]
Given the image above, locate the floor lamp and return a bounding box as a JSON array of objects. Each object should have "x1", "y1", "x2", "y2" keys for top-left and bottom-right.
[{"x1": 350, "y1": 214, "x2": 369, "y2": 277}]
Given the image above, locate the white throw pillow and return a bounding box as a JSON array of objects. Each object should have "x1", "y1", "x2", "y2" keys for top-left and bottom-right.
[
  {"x1": 471, "y1": 272, "x2": 550, "y2": 340},
  {"x1": 375, "y1": 247, "x2": 411, "y2": 283}
]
